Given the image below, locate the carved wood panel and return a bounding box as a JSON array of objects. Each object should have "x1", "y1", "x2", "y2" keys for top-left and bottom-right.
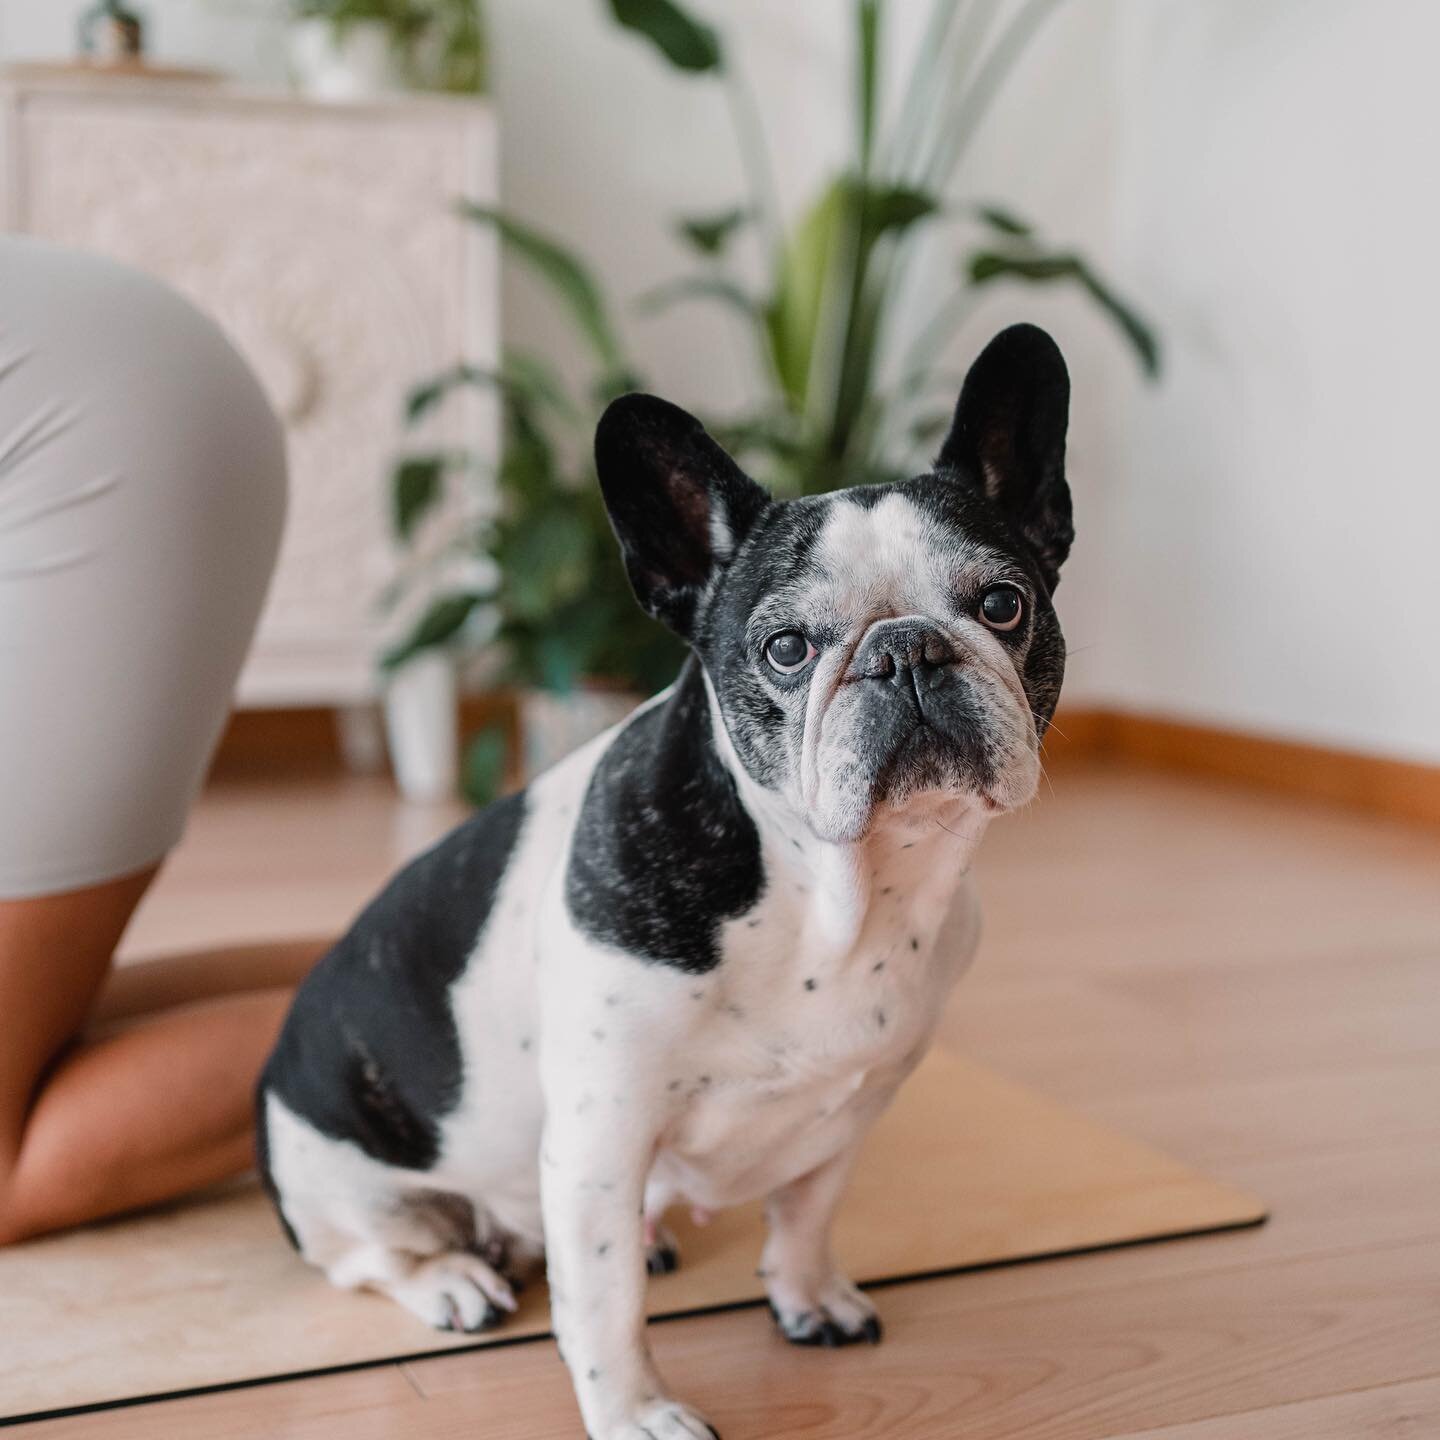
[{"x1": 1, "y1": 82, "x2": 498, "y2": 705}]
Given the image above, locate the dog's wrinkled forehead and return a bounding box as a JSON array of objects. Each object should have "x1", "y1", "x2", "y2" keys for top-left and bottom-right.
[
  {"x1": 807, "y1": 489, "x2": 990, "y2": 620},
  {"x1": 720, "y1": 479, "x2": 1022, "y2": 643}
]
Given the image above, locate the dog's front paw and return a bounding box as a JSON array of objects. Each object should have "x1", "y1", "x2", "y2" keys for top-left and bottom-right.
[
  {"x1": 594, "y1": 1398, "x2": 719, "y2": 1440},
  {"x1": 766, "y1": 1272, "x2": 882, "y2": 1347}
]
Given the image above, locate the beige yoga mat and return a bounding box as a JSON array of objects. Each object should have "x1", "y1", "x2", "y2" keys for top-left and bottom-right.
[{"x1": 0, "y1": 1051, "x2": 1265, "y2": 1423}]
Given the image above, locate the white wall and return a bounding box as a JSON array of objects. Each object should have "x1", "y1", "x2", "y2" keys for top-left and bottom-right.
[
  {"x1": 16, "y1": 3, "x2": 1427, "y2": 760},
  {"x1": 0, "y1": 0, "x2": 292, "y2": 80},
  {"x1": 1109, "y1": 0, "x2": 1440, "y2": 762},
  {"x1": 0, "y1": 0, "x2": 1129, "y2": 704}
]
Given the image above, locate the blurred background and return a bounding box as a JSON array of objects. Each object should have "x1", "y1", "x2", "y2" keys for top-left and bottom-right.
[{"x1": 5, "y1": 0, "x2": 1433, "y2": 808}]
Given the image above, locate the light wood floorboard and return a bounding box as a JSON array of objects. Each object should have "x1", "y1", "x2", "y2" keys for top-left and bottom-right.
[
  {"x1": 14, "y1": 761, "x2": 1437, "y2": 1438},
  {"x1": 1102, "y1": 1373, "x2": 1440, "y2": 1439}
]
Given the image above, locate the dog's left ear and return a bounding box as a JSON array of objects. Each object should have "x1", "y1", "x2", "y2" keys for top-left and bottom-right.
[
  {"x1": 595, "y1": 394, "x2": 770, "y2": 638},
  {"x1": 937, "y1": 323, "x2": 1073, "y2": 591}
]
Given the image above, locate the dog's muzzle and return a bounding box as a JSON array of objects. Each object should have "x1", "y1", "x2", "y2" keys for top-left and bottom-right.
[{"x1": 843, "y1": 617, "x2": 997, "y2": 799}]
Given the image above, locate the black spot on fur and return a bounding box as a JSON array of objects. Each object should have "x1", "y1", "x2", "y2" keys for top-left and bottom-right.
[
  {"x1": 804, "y1": 978, "x2": 818, "y2": 992},
  {"x1": 566, "y1": 660, "x2": 764, "y2": 972},
  {"x1": 258, "y1": 792, "x2": 527, "y2": 1175}
]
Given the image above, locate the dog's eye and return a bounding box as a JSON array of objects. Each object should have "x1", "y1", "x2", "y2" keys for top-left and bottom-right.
[
  {"x1": 764, "y1": 630, "x2": 814, "y2": 674},
  {"x1": 979, "y1": 585, "x2": 1024, "y2": 633}
]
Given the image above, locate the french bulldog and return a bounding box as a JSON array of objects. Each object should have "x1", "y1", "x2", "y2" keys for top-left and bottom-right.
[{"x1": 258, "y1": 322, "x2": 1073, "y2": 1440}]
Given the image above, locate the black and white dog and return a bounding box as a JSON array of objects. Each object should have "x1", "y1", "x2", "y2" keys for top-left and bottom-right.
[{"x1": 258, "y1": 323, "x2": 1073, "y2": 1440}]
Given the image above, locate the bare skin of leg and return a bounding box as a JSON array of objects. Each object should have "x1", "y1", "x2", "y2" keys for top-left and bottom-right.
[
  {"x1": 0, "y1": 866, "x2": 327, "y2": 1246},
  {"x1": 93, "y1": 937, "x2": 330, "y2": 1028}
]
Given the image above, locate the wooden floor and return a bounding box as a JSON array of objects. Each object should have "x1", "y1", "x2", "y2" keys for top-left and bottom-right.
[{"x1": 22, "y1": 761, "x2": 1440, "y2": 1439}]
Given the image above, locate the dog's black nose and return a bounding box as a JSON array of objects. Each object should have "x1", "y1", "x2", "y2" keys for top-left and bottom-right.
[{"x1": 850, "y1": 618, "x2": 956, "y2": 683}]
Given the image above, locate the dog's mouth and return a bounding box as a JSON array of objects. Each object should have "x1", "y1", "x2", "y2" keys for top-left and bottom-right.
[
  {"x1": 872, "y1": 718, "x2": 988, "y2": 798},
  {"x1": 800, "y1": 666, "x2": 1038, "y2": 843}
]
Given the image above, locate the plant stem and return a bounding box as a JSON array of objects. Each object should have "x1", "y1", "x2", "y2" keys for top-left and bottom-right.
[
  {"x1": 856, "y1": 0, "x2": 880, "y2": 179},
  {"x1": 895, "y1": 283, "x2": 978, "y2": 394},
  {"x1": 923, "y1": 0, "x2": 1066, "y2": 190},
  {"x1": 876, "y1": 0, "x2": 1056, "y2": 447},
  {"x1": 871, "y1": 284, "x2": 978, "y2": 465},
  {"x1": 902, "y1": 0, "x2": 1002, "y2": 183},
  {"x1": 723, "y1": 55, "x2": 783, "y2": 261},
  {"x1": 884, "y1": 0, "x2": 965, "y2": 179}
]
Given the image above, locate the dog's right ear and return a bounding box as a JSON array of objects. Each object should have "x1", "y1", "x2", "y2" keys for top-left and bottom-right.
[{"x1": 595, "y1": 394, "x2": 770, "y2": 639}]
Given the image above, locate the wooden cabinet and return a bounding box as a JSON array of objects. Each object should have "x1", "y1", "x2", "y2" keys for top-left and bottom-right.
[{"x1": 0, "y1": 75, "x2": 498, "y2": 730}]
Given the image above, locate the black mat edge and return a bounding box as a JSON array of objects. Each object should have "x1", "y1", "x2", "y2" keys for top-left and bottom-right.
[{"x1": 2, "y1": 1206, "x2": 1268, "y2": 1429}]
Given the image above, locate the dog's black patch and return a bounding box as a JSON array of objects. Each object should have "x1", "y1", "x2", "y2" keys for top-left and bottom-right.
[
  {"x1": 565, "y1": 658, "x2": 763, "y2": 973},
  {"x1": 259, "y1": 790, "x2": 528, "y2": 1173}
]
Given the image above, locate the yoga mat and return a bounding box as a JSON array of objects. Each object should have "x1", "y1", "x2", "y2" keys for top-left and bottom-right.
[{"x1": 0, "y1": 1051, "x2": 1265, "y2": 1423}]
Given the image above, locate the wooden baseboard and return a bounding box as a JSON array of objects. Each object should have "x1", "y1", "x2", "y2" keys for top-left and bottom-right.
[
  {"x1": 209, "y1": 698, "x2": 1440, "y2": 827},
  {"x1": 208, "y1": 695, "x2": 518, "y2": 782},
  {"x1": 1049, "y1": 706, "x2": 1440, "y2": 827}
]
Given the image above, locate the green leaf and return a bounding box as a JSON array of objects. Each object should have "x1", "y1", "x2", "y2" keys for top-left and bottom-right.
[
  {"x1": 763, "y1": 177, "x2": 939, "y2": 421},
  {"x1": 635, "y1": 274, "x2": 759, "y2": 318},
  {"x1": 503, "y1": 352, "x2": 581, "y2": 421},
  {"x1": 501, "y1": 506, "x2": 594, "y2": 620},
  {"x1": 706, "y1": 412, "x2": 803, "y2": 463},
  {"x1": 765, "y1": 179, "x2": 848, "y2": 413},
  {"x1": 462, "y1": 723, "x2": 509, "y2": 807},
  {"x1": 863, "y1": 184, "x2": 940, "y2": 234},
  {"x1": 407, "y1": 366, "x2": 478, "y2": 425},
  {"x1": 406, "y1": 354, "x2": 578, "y2": 428},
  {"x1": 909, "y1": 410, "x2": 952, "y2": 448},
  {"x1": 607, "y1": 0, "x2": 723, "y2": 73},
  {"x1": 967, "y1": 248, "x2": 1162, "y2": 378},
  {"x1": 458, "y1": 202, "x2": 628, "y2": 378},
  {"x1": 391, "y1": 455, "x2": 445, "y2": 542},
  {"x1": 976, "y1": 203, "x2": 1034, "y2": 237},
  {"x1": 675, "y1": 206, "x2": 751, "y2": 256},
  {"x1": 381, "y1": 591, "x2": 485, "y2": 671},
  {"x1": 856, "y1": 0, "x2": 880, "y2": 175}
]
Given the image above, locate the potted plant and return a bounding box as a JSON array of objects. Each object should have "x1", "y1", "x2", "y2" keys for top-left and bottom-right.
[
  {"x1": 287, "y1": 0, "x2": 486, "y2": 100},
  {"x1": 381, "y1": 287, "x2": 685, "y2": 800},
  {"x1": 77, "y1": 0, "x2": 146, "y2": 64},
  {"x1": 384, "y1": 0, "x2": 1159, "y2": 803}
]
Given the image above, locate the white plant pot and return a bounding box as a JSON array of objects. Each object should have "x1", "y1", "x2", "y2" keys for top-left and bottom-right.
[
  {"x1": 385, "y1": 651, "x2": 459, "y2": 803},
  {"x1": 288, "y1": 19, "x2": 405, "y2": 101},
  {"x1": 520, "y1": 686, "x2": 642, "y2": 780}
]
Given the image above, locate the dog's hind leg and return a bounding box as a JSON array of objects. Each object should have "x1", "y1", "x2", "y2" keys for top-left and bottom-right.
[
  {"x1": 263, "y1": 1095, "x2": 517, "y2": 1332},
  {"x1": 295, "y1": 1188, "x2": 520, "y2": 1333},
  {"x1": 331, "y1": 1236, "x2": 516, "y2": 1332}
]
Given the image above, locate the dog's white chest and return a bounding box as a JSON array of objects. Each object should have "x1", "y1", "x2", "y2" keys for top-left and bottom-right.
[{"x1": 645, "y1": 867, "x2": 976, "y2": 1210}]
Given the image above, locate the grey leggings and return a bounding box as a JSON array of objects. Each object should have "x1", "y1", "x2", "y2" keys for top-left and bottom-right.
[{"x1": 0, "y1": 239, "x2": 286, "y2": 898}]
